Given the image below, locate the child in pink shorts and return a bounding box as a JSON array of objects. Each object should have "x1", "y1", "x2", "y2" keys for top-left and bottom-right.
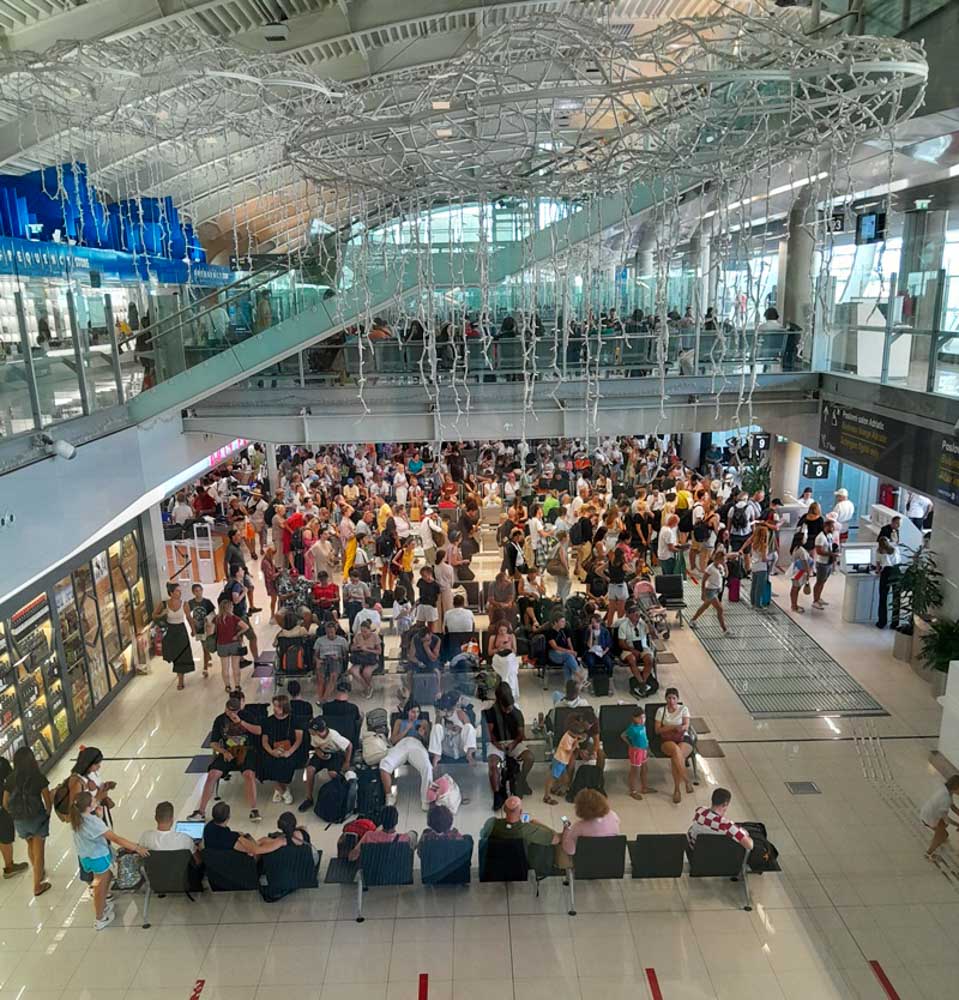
[{"x1": 621, "y1": 707, "x2": 651, "y2": 799}]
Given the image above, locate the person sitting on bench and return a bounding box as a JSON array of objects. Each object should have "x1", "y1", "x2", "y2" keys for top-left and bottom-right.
[
  {"x1": 139, "y1": 801, "x2": 203, "y2": 890},
  {"x1": 581, "y1": 612, "x2": 613, "y2": 678},
  {"x1": 479, "y1": 795, "x2": 570, "y2": 877},
  {"x1": 202, "y1": 802, "x2": 258, "y2": 855},
  {"x1": 349, "y1": 619, "x2": 381, "y2": 700},
  {"x1": 380, "y1": 702, "x2": 434, "y2": 812},
  {"x1": 299, "y1": 718, "x2": 353, "y2": 813},
  {"x1": 188, "y1": 695, "x2": 262, "y2": 823},
  {"x1": 417, "y1": 804, "x2": 463, "y2": 855},
  {"x1": 687, "y1": 787, "x2": 753, "y2": 853},
  {"x1": 617, "y1": 604, "x2": 656, "y2": 692},
  {"x1": 348, "y1": 805, "x2": 418, "y2": 861},
  {"x1": 313, "y1": 620, "x2": 349, "y2": 702},
  {"x1": 428, "y1": 692, "x2": 477, "y2": 767},
  {"x1": 484, "y1": 682, "x2": 534, "y2": 810},
  {"x1": 253, "y1": 810, "x2": 319, "y2": 865}
]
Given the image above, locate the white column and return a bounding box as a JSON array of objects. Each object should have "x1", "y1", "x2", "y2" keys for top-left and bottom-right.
[
  {"x1": 938, "y1": 663, "x2": 959, "y2": 770},
  {"x1": 266, "y1": 444, "x2": 279, "y2": 494},
  {"x1": 782, "y1": 189, "x2": 816, "y2": 332},
  {"x1": 144, "y1": 504, "x2": 168, "y2": 594},
  {"x1": 770, "y1": 439, "x2": 803, "y2": 502}
]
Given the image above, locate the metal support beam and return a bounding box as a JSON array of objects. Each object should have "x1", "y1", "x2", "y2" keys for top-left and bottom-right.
[
  {"x1": 14, "y1": 291, "x2": 41, "y2": 430},
  {"x1": 66, "y1": 290, "x2": 91, "y2": 415},
  {"x1": 103, "y1": 293, "x2": 125, "y2": 405}
]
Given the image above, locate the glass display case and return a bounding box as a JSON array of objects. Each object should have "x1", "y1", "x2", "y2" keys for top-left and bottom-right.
[
  {"x1": 0, "y1": 521, "x2": 151, "y2": 770},
  {"x1": 54, "y1": 575, "x2": 92, "y2": 727},
  {"x1": 72, "y1": 562, "x2": 111, "y2": 705},
  {"x1": 0, "y1": 625, "x2": 23, "y2": 764},
  {"x1": 6, "y1": 594, "x2": 66, "y2": 764}
]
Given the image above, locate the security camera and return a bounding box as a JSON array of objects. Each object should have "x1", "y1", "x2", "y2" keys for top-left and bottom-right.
[{"x1": 35, "y1": 433, "x2": 77, "y2": 461}]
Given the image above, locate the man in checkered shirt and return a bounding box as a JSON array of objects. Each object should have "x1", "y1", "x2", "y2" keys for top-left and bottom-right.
[{"x1": 687, "y1": 788, "x2": 754, "y2": 852}]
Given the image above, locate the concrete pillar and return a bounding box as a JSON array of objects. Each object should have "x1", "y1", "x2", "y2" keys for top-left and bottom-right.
[
  {"x1": 266, "y1": 444, "x2": 279, "y2": 495},
  {"x1": 681, "y1": 432, "x2": 703, "y2": 469},
  {"x1": 782, "y1": 189, "x2": 816, "y2": 332},
  {"x1": 770, "y1": 439, "x2": 803, "y2": 502},
  {"x1": 143, "y1": 504, "x2": 168, "y2": 594}
]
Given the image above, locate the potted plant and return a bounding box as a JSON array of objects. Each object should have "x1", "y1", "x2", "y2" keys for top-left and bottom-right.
[
  {"x1": 739, "y1": 459, "x2": 771, "y2": 498},
  {"x1": 895, "y1": 546, "x2": 943, "y2": 668},
  {"x1": 919, "y1": 618, "x2": 959, "y2": 698}
]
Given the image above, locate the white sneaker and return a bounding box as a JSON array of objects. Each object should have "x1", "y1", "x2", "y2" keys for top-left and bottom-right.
[
  {"x1": 94, "y1": 910, "x2": 116, "y2": 931},
  {"x1": 272, "y1": 790, "x2": 283, "y2": 803},
  {"x1": 282, "y1": 789, "x2": 293, "y2": 805},
  {"x1": 812, "y1": 601, "x2": 826, "y2": 610}
]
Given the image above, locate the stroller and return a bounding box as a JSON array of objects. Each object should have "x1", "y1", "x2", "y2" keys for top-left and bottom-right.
[{"x1": 632, "y1": 577, "x2": 670, "y2": 641}]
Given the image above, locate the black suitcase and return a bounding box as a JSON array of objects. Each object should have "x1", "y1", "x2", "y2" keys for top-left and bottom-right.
[
  {"x1": 565, "y1": 763, "x2": 605, "y2": 803},
  {"x1": 591, "y1": 674, "x2": 611, "y2": 697},
  {"x1": 355, "y1": 766, "x2": 386, "y2": 824}
]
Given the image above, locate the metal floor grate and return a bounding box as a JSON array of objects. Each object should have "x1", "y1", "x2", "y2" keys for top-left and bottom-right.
[
  {"x1": 785, "y1": 781, "x2": 821, "y2": 795},
  {"x1": 682, "y1": 578, "x2": 887, "y2": 719}
]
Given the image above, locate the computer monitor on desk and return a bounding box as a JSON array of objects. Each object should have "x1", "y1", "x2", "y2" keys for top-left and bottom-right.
[{"x1": 842, "y1": 546, "x2": 873, "y2": 574}]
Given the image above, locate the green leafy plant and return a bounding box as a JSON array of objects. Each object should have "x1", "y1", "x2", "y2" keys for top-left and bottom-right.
[
  {"x1": 898, "y1": 546, "x2": 943, "y2": 633},
  {"x1": 920, "y1": 617, "x2": 959, "y2": 674},
  {"x1": 739, "y1": 460, "x2": 771, "y2": 497}
]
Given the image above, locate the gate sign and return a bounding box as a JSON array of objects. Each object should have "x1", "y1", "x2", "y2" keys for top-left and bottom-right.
[
  {"x1": 751, "y1": 433, "x2": 771, "y2": 452},
  {"x1": 802, "y1": 456, "x2": 831, "y2": 480}
]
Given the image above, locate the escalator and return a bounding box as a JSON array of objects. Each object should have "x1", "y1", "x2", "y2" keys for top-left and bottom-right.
[{"x1": 125, "y1": 179, "x2": 666, "y2": 422}]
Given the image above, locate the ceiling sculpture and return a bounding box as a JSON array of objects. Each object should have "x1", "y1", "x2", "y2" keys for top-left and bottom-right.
[{"x1": 0, "y1": 7, "x2": 929, "y2": 436}]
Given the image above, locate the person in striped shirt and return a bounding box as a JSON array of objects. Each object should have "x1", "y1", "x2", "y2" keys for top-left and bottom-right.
[{"x1": 687, "y1": 788, "x2": 754, "y2": 852}]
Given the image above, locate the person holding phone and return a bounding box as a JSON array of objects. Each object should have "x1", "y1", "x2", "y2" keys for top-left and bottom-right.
[{"x1": 479, "y1": 795, "x2": 570, "y2": 877}]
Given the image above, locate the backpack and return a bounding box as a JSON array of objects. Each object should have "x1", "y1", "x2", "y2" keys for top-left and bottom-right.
[
  {"x1": 693, "y1": 518, "x2": 710, "y2": 543},
  {"x1": 731, "y1": 504, "x2": 748, "y2": 533},
  {"x1": 361, "y1": 732, "x2": 389, "y2": 765},
  {"x1": 314, "y1": 774, "x2": 351, "y2": 824},
  {"x1": 290, "y1": 528, "x2": 305, "y2": 552},
  {"x1": 355, "y1": 766, "x2": 386, "y2": 824},
  {"x1": 365, "y1": 708, "x2": 388, "y2": 735},
  {"x1": 114, "y1": 850, "x2": 144, "y2": 890},
  {"x1": 53, "y1": 777, "x2": 75, "y2": 822},
  {"x1": 678, "y1": 509, "x2": 694, "y2": 534},
  {"x1": 565, "y1": 595, "x2": 589, "y2": 633},
  {"x1": 475, "y1": 668, "x2": 501, "y2": 701},
  {"x1": 281, "y1": 642, "x2": 306, "y2": 674},
  {"x1": 376, "y1": 532, "x2": 395, "y2": 558},
  {"x1": 5, "y1": 781, "x2": 40, "y2": 820},
  {"x1": 564, "y1": 763, "x2": 605, "y2": 803},
  {"x1": 529, "y1": 632, "x2": 548, "y2": 665},
  {"x1": 740, "y1": 821, "x2": 781, "y2": 872},
  {"x1": 569, "y1": 519, "x2": 585, "y2": 546}
]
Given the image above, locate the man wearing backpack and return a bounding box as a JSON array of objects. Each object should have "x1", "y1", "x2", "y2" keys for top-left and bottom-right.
[{"x1": 728, "y1": 492, "x2": 754, "y2": 572}]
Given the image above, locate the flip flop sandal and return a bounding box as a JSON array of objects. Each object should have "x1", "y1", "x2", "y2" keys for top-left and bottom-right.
[{"x1": 34, "y1": 882, "x2": 52, "y2": 897}]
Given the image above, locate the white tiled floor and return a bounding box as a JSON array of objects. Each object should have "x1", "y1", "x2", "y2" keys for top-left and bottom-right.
[{"x1": 0, "y1": 567, "x2": 954, "y2": 1000}]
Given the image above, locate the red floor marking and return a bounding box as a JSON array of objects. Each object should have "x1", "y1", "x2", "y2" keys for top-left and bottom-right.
[
  {"x1": 418, "y1": 972, "x2": 429, "y2": 1000},
  {"x1": 869, "y1": 961, "x2": 901, "y2": 1000},
  {"x1": 645, "y1": 968, "x2": 664, "y2": 1000},
  {"x1": 188, "y1": 980, "x2": 205, "y2": 1000}
]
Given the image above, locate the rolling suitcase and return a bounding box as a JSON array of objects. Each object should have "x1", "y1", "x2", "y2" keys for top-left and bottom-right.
[{"x1": 727, "y1": 577, "x2": 740, "y2": 603}]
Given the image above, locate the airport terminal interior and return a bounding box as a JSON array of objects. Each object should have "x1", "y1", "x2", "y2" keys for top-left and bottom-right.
[{"x1": 2, "y1": 1, "x2": 959, "y2": 999}]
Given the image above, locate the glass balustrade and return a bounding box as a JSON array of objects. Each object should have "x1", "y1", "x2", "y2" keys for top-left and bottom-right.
[{"x1": 241, "y1": 323, "x2": 810, "y2": 392}]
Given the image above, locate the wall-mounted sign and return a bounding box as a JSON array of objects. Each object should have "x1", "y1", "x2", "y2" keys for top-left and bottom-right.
[
  {"x1": 819, "y1": 400, "x2": 958, "y2": 507},
  {"x1": 802, "y1": 456, "x2": 831, "y2": 480}
]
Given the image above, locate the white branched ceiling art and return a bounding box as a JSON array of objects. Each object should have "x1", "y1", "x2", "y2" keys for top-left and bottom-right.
[{"x1": 0, "y1": 7, "x2": 929, "y2": 438}]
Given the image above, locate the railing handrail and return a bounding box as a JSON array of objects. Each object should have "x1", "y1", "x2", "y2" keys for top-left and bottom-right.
[{"x1": 116, "y1": 267, "x2": 297, "y2": 352}]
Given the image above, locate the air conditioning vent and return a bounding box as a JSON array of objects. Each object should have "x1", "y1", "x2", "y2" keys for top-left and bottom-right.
[{"x1": 264, "y1": 21, "x2": 289, "y2": 43}]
